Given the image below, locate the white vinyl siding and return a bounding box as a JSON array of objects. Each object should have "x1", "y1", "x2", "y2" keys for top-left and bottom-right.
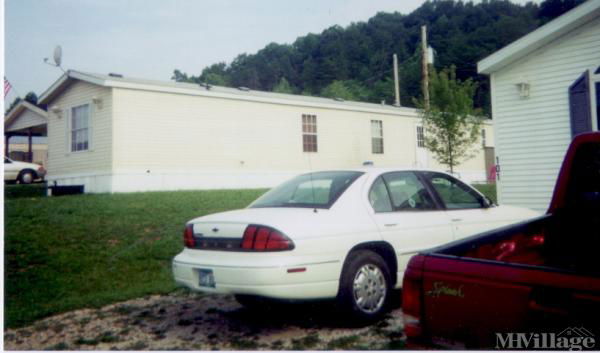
[
  {"x1": 111, "y1": 87, "x2": 493, "y2": 185},
  {"x1": 490, "y1": 16, "x2": 600, "y2": 211},
  {"x1": 44, "y1": 78, "x2": 494, "y2": 193},
  {"x1": 46, "y1": 81, "x2": 112, "y2": 182}
]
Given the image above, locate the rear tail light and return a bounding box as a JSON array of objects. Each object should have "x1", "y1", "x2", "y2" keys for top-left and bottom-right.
[
  {"x1": 241, "y1": 226, "x2": 257, "y2": 249},
  {"x1": 241, "y1": 225, "x2": 294, "y2": 251},
  {"x1": 403, "y1": 255, "x2": 425, "y2": 338},
  {"x1": 183, "y1": 224, "x2": 195, "y2": 248},
  {"x1": 183, "y1": 223, "x2": 293, "y2": 251}
]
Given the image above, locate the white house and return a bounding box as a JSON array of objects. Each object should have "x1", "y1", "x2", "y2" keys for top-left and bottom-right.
[
  {"x1": 478, "y1": 0, "x2": 600, "y2": 212},
  {"x1": 13, "y1": 70, "x2": 493, "y2": 193}
]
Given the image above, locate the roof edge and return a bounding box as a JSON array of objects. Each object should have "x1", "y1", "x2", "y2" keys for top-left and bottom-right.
[
  {"x1": 39, "y1": 70, "x2": 420, "y2": 117},
  {"x1": 478, "y1": 0, "x2": 600, "y2": 75},
  {"x1": 108, "y1": 80, "x2": 419, "y2": 117},
  {"x1": 4, "y1": 100, "x2": 48, "y2": 129},
  {"x1": 39, "y1": 71, "x2": 73, "y2": 105}
]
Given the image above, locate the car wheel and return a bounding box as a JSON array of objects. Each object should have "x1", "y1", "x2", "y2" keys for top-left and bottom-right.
[
  {"x1": 18, "y1": 170, "x2": 35, "y2": 184},
  {"x1": 338, "y1": 250, "x2": 392, "y2": 323}
]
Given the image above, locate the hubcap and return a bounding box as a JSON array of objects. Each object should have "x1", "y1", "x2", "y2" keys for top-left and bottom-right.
[
  {"x1": 352, "y1": 264, "x2": 386, "y2": 314},
  {"x1": 21, "y1": 173, "x2": 33, "y2": 184}
]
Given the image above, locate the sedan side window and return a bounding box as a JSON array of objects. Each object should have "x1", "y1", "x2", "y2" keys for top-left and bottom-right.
[
  {"x1": 369, "y1": 177, "x2": 393, "y2": 212},
  {"x1": 426, "y1": 172, "x2": 483, "y2": 209},
  {"x1": 382, "y1": 172, "x2": 436, "y2": 211}
]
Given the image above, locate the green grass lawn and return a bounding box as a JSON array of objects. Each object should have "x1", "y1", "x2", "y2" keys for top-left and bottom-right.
[
  {"x1": 472, "y1": 183, "x2": 498, "y2": 204},
  {"x1": 4, "y1": 188, "x2": 267, "y2": 328},
  {"x1": 4, "y1": 183, "x2": 47, "y2": 199},
  {"x1": 4, "y1": 182, "x2": 497, "y2": 329}
]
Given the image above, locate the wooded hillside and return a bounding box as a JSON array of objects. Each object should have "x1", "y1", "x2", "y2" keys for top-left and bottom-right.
[{"x1": 172, "y1": 0, "x2": 583, "y2": 114}]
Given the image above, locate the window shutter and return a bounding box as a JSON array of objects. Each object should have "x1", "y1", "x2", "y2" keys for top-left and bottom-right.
[{"x1": 568, "y1": 71, "x2": 592, "y2": 139}]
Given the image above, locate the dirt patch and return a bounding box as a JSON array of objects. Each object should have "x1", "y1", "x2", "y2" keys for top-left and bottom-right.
[{"x1": 4, "y1": 291, "x2": 405, "y2": 350}]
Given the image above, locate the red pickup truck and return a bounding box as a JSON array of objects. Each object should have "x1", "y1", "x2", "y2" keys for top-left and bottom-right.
[{"x1": 403, "y1": 132, "x2": 600, "y2": 349}]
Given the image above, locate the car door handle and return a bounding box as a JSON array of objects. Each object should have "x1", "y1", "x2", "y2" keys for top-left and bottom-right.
[
  {"x1": 451, "y1": 218, "x2": 462, "y2": 222},
  {"x1": 384, "y1": 223, "x2": 397, "y2": 227}
]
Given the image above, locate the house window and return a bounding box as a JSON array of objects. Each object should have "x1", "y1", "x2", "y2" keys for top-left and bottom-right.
[
  {"x1": 481, "y1": 129, "x2": 486, "y2": 147},
  {"x1": 416, "y1": 126, "x2": 425, "y2": 148},
  {"x1": 302, "y1": 114, "x2": 317, "y2": 152},
  {"x1": 371, "y1": 120, "x2": 384, "y2": 154},
  {"x1": 71, "y1": 104, "x2": 90, "y2": 152}
]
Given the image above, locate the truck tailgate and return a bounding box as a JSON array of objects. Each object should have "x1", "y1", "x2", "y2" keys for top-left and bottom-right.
[{"x1": 420, "y1": 255, "x2": 600, "y2": 348}]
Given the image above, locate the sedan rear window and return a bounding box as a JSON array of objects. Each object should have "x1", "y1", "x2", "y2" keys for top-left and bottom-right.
[{"x1": 250, "y1": 171, "x2": 364, "y2": 209}]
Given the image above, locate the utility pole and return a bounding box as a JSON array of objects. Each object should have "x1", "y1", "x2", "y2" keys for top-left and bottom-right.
[
  {"x1": 421, "y1": 25, "x2": 430, "y2": 110},
  {"x1": 393, "y1": 54, "x2": 401, "y2": 107}
]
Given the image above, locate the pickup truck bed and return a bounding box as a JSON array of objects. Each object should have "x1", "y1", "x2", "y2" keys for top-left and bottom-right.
[{"x1": 403, "y1": 133, "x2": 600, "y2": 349}]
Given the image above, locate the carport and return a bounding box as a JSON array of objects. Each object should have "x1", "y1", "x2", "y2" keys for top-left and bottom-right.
[{"x1": 4, "y1": 101, "x2": 47, "y2": 162}]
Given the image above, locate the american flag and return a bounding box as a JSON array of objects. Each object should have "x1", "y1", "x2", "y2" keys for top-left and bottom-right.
[{"x1": 4, "y1": 77, "x2": 12, "y2": 97}]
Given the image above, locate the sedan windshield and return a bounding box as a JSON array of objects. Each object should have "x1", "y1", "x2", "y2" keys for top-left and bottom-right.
[{"x1": 250, "y1": 171, "x2": 364, "y2": 209}]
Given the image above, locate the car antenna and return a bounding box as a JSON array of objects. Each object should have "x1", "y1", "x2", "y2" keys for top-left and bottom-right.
[{"x1": 307, "y1": 151, "x2": 317, "y2": 213}]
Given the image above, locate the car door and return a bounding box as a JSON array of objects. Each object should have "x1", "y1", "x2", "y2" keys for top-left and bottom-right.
[
  {"x1": 368, "y1": 171, "x2": 454, "y2": 279},
  {"x1": 421, "y1": 171, "x2": 505, "y2": 240},
  {"x1": 4, "y1": 157, "x2": 19, "y2": 181}
]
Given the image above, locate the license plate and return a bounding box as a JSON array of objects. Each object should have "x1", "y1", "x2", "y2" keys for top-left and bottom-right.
[{"x1": 198, "y1": 269, "x2": 215, "y2": 288}]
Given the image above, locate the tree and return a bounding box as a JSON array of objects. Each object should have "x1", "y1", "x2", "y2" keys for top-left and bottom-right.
[
  {"x1": 171, "y1": 0, "x2": 544, "y2": 110},
  {"x1": 272, "y1": 77, "x2": 295, "y2": 94},
  {"x1": 172, "y1": 69, "x2": 196, "y2": 83},
  {"x1": 417, "y1": 66, "x2": 483, "y2": 173},
  {"x1": 5, "y1": 91, "x2": 38, "y2": 114},
  {"x1": 24, "y1": 92, "x2": 38, "y2": 105},
  {"x1": 320, "y1": 80, "x2": 356, "y2": 100},
  {"x1": 538, "y1": 0, "x2": 585, "y2": 24},
  {"x1": 6, "y1": 98, "x2": 21, "y2": 114},
  {"x1": 199, "y1": 62, "x2": 230, "y2": 86},
  {"x1": 320, "y1": 80, "x2": 369, "y2": 101}
]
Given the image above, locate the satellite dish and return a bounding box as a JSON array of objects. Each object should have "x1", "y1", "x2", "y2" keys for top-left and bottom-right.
[{"x1": 53, "y1": 46, "x2": 62, "y2": 67}]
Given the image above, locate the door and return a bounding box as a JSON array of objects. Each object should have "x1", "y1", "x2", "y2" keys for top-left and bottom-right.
[
  {"x1": 421, "y1": 171, "x2": 504, "y2": 239},
  {"x1": 368, "y1": 171, "x2": 453, "y2": 279},
  {"x1": 4, "y1": 157, "x2": 19, "y2": 181}
]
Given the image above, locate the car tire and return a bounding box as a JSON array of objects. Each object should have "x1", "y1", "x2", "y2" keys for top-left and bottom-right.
[
  {"x1": 337, "y1": 250, "x2": 392, "y2": 324},
  {"x1": 18, "y1": 170, "x2": 35, "y2": 184}
]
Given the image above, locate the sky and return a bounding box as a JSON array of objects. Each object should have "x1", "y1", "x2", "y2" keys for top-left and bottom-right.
[{"x1": 4, "y1": 0, "x2": 541, "y2": 102}]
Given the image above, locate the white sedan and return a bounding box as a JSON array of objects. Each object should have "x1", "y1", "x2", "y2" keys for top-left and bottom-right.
[
  {"x1": 172, "y1": 168, "x2": 539, "y2": 321},
  {"x1": 4, "y1": 157, "x2": 46, "y2": 184}
]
